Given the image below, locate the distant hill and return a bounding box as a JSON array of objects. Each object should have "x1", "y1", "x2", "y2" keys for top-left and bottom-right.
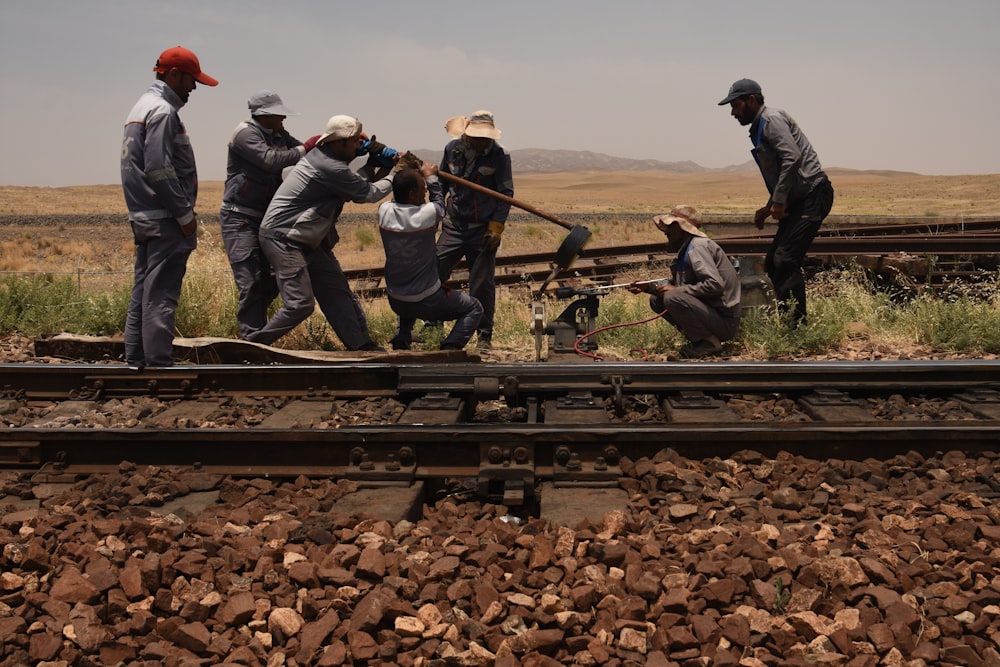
[
  {"x1": 404, "y1": 148, "x2": 930, "y2": 177},
  {"x1": 408, "y1": 148, "x2": 754, "y2": 174}
]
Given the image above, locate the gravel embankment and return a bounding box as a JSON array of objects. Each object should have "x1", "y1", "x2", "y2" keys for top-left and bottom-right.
[{"x1": 2, "y1": 445, "x2": 999, "y2": 666}]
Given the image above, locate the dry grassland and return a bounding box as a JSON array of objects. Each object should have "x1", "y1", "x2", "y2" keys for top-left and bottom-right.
[
  {"x1": 2, "y1": 169, "x2": 999, "y2": 277},
  {"x1": 3, "y1": 169, "x2": 1000, "y2": 216}
]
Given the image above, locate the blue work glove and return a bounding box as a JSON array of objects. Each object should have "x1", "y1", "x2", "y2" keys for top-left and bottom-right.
[
  {"x1": 373, "y1": 145, "x2": 399, "y2": 168},
  {"x1": 360, "y1": 135, "x2": 399, "y2": 167},
  {"x1": 370, "y1": 137, "x2": 398, "y2": 168},
  {"x1": 354, "y1": 132, "x2": 371, "y2": 157}
]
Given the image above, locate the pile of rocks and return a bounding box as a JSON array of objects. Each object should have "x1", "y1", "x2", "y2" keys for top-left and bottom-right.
[{"x1": 2, "y1": 447, "x2": 999, "y2": 666}]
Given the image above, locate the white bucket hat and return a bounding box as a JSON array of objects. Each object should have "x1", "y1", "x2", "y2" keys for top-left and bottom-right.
[
  {"x1": 653, "y1": 205, "x2": 706, "y2": 238},
  {"x1": 445, "y1": 110, "x2": 502, "y2": 139},
  {"x1": 248, "y1": 90, "x2": 299, "y2": 117}
]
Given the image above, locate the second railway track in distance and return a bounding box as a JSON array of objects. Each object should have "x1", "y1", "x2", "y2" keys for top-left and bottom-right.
[
  {"x1": 3, "y1": 359, "x2": 999, "y2": 510},
  {"x1": 344, "y1": 216, "x2": 1000, "y2": 298}
]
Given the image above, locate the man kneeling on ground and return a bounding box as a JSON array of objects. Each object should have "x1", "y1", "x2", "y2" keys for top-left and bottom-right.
[
  {"x1": 629, "y1": 205, "x2": 742, "y2": 358},
  {"x1": 378, "y1": 164, "x2": 483, "y2": 350}
]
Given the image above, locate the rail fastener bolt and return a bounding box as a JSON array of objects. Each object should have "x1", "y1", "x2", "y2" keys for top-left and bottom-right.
[{"x1": 397, "y1": 446, "x2": 416, "y2": 467}]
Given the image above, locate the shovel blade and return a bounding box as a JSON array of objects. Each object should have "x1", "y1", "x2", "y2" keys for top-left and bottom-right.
[{"x1": 554, "y1": 225, "x2": 592, "y2": 270}]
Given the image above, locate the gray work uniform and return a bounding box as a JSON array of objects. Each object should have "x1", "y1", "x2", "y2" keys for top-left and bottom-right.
[
  {"x1": 221, "y1": 119, "x2": 304, "y2": 338},
  {"x1": 750, "y1": 106, "x2": 834, "y2": 323},
  {"x1": 249, "y1": 146, "x2": 392, "y2": 348},
  {"x1": 378, "y1": 175, "x2": 483, "y2": 349},
  {"x1": 649, "y1": 236, "x2": 742, "y2": 344},
  {"x1": 120, "y1": 80, "x2": 199, "y2": 368}
]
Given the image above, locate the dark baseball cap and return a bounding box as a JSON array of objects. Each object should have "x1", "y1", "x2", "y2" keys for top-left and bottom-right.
[{"x1": 718, "y1": 78, "x2": 761, "y2": 105}]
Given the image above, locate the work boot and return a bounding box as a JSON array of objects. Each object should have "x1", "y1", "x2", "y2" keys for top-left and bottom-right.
[
  {"x1": 678, "y1": 337, "x2": 723, "y2": 359},
  {"x1": 476, "y1": 333, "x2": 492, "y2": 350},
  {"x1": 389, "y1": 336, "x2": 411, "y2": 351},
  {"x1": 357, "y1": 341, "x2": 386, "y2": 352}
]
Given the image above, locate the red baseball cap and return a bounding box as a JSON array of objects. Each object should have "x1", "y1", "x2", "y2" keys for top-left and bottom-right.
[{"x1": 153, "y1": 46, "x2": 218, "y2": 87}]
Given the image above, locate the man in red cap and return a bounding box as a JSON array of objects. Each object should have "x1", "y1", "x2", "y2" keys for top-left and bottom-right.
[{"x1": 120, "y1": 46, "x2": 217, "y2": 367}]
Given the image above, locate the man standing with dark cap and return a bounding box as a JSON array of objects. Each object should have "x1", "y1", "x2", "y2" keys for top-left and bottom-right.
[
  {"x1": 120, "y1": 46, "x2": 218, "y2": 367},
  {"x1": 719, "y1": 78, "x2": 834, "y2": 326},
  {"x1": 221, "y1": 90, "x2": 321, "y2": 339}
]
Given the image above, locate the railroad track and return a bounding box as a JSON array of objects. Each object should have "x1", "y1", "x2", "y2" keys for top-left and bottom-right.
[
  {"x1": 346, "y1": 218, "x2": 1000, "y2": 297},
  {"x1": 4, "y1": 360, "x2": 999, "y2": 506}
]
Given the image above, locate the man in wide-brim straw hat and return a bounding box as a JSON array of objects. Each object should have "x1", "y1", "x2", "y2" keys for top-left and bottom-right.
[
  {"x1": 629, "y1": 205, "x2": 742, "y2": 358},
  {"x1": 434, "y1": 109, "x2": 513, "y2": 350}
]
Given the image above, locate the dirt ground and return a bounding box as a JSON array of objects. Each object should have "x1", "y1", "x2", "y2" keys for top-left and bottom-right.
[
  {"x1": 3, "y1": 168, "x2": 1000, "y2": 217},
  {"x1": 2, "y1": 169, "x2": 998, "y2": 277}
]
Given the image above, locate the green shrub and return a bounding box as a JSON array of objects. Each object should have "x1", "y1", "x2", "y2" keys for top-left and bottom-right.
[{"x1": 175, "y1": 270, "x2": 240, "y2": 338}]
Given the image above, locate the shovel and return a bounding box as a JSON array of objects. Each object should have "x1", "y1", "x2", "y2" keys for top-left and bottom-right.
[{"x1": 434, "y1": 171, "x2": 592, "y2": 293}]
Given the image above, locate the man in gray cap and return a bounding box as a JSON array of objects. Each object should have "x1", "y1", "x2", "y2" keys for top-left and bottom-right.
[
  {"x1": 221, "y1": 90, "x2": 321, "y2": 338},
  {"x1": 719, "y1": 78, "x2": 834, "y2": 326}
]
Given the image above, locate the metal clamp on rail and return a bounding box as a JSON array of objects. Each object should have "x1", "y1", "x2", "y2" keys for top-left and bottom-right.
[
  {"x1": 478, "y1": 443, "x2": 534, "y2": 506},
  {"x1": 346, "y1": 445, "x2": 416, "y2": 484},
  {"x1": 552, "y1": 444, "x2": 621, "y2": 487},
  {"x1": 74, "y1": 374, "x2": 202, "y2": 399}
]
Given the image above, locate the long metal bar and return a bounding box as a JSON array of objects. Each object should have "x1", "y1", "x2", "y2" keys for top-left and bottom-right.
[{"x1": 436, "y1": 171, "x2": 575, "y2": 230}]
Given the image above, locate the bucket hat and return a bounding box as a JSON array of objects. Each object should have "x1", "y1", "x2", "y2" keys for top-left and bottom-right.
[
  {"x1": 653, "y1": 206, "x2": 706, "y2": 238},
  {"x1": 248, "y1": 90, "x2": 298, "y2": 117},
  {"x1": 445, "y1": 110, "x2": 502, "y2": 139}
]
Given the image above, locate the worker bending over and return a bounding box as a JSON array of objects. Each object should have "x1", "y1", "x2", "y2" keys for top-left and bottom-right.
[{"x1": 629, "y1": 206, "x2": 742, "y2": 358}]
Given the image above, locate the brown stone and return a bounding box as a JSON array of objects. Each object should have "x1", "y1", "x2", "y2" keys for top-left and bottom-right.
[
  {"x1": 347, "y1": 629, "x2": 379, "y2": 661},
  {"x1": 218, "y1": 590, "x2": 256, "y2": 625},
  {"x1": 49, "y1": 566, "x2": 101, "y2": 605}
]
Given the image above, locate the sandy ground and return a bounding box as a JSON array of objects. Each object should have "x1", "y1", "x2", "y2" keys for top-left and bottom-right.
[{"x1": 3, "y1": 168, "x2": 1000, "y2": 217}]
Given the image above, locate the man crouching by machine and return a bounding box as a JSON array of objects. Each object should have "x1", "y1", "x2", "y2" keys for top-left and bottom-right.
[{"x1": 629, "y1": 206, "x2": 742, "y2": 358}]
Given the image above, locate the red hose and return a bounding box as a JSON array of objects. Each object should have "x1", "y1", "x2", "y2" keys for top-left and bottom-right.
[{"x1": 571, "y1": 309, "x2": 669, "y2": 361}]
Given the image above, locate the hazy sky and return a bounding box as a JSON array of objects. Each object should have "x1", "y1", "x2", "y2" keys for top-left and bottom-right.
[{"x1": 2, "y1": 0, "x2": 998, "y2": 186}]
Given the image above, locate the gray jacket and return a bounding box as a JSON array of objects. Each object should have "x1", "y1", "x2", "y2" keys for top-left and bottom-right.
[
  {"x1": 378, "y1": 176, "x2": 445, "y2": 302},
  {"x1": 671, "y1": 236, "x2": 742, "y2": 315},
  {"x1": 749, "y1": 106, "x2": 826, "y2": 207},
  {"x1": 260, "y1": 146, "x2": 392, "y2": 249},
  {"x1": 222, "y1": 119, "x2": 304, "y2": 219},
  {"x1": 120, "y1": 80, "x2": 197, "y2": 232}
]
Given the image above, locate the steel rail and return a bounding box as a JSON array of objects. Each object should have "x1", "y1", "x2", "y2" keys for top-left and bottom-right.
[
  {"x1": 344, "y1": 234, "x2": 1000, "y2": 280},
  {"x1": 4, "y1": 422, "x2": 1000, "y2": 479},
  {"x1": 345, "y1": 233, "x2": 1000, "y2": 286},
  {"x1": 4, "y1": 360, "x2": 1000, "y2": 400}
]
